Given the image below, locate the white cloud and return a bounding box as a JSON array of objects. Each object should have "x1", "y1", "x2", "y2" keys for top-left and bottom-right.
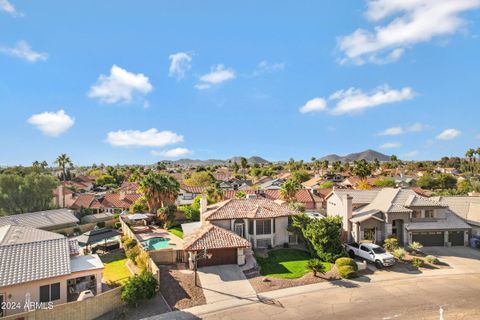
[
  {"x1": 0, "y1": 41, "x2": 47, "y2": 62},
  {"x1": 105, "y1": 129, "x2": 183, "y2": 147},
  {"x1": 379, "y1": 122, "x2": 426, "y2": 135},
  {"x1": 403, "y1": 150, "x2": 419, "y2": 158},
  {"x1": 380, "y1": 142, "x2": 401, "y2": 149},
  {"x1": 299, "y1": 98, "x2": 327, "y2": 114},
  {"x1": 437, "y1": 128, "x2": 461, "y2": 140},
  {"x1": 329, "y1": 85, "x2": 415, "y2": 115},
  {"x1": 338, "y1": 0, "x2": 480, "y2": 64},
  {"x1": 27, "y1": 110, "x2": 74, "y2": 137},
  {"x1": 195, "y1": 64, "x2": 236, "y2": 90},
  {"x1": 251, "y1": 60, "x2": 285, "y2": 77},
  {"x1": 168, "y1": 52, "x2": 192, "y2": 80},
  {"x1": 88, "y1": 65, "x2": 153, "y2": 104},
  {"x1": 0, "y1": 0, "x2": 21, "y2": 16},
  {"x1": 151, "y1": 147, "x2": 192, "y2": 158}
]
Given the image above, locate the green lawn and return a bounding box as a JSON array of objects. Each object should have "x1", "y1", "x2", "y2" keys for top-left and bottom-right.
[
  {"x1": 101, "y1": 251, "x2": 132, "y2": 285},
  {"x1": 256, "y1": 249, "x2": 331, "y2": 279},
  {"x1": 168, "y1": 226, "x2": 184, "y2": 239}
]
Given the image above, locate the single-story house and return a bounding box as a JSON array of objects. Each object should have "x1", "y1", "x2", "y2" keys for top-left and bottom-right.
[
  {"x1": 70, "y1": 193, "x2": 141, "y2": 214},
  {"x1": 326, "y1": 188, "x2": 471, "y2": 246},
  {"x1": 0, "y1": 209, "x2": 79, "y2": 232},
  {"x1": 0, "y1": 225, "x2": 104, "y2": 317}
]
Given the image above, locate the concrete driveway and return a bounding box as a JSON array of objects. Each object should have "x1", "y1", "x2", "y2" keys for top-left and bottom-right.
[
  {"x1": 422, "y1": 246, "x2": 480, "y2": 273},
  {"x1": 197, "y1": 265, "x2": 256, "y2": 304}
]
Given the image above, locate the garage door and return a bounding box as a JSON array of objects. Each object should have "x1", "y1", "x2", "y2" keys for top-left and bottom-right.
[
  {"x1": 197, "y1": 248, "x2": 237, "y2": 267},
  {"x1": 412, "y1": 231, "x2": 444, "y2": 246},
  {"x1": 448, "y1": 231, "x2": 465, "y2": 246}
]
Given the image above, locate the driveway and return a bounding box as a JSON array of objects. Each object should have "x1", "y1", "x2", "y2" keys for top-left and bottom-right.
[
  {"x1": 197, "y1": 265, "x2": 256, "y2": 304},
  {"x1": 421, "y1": 246, "x2": 480, "y2": 273}
]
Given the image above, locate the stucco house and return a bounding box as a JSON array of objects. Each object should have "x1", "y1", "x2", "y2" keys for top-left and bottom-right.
[
  {"x1": 201, "y1": 197, "x2": 298, "y2": 248},
  {"x1": 432, "y1": 196, "x2": 480, "y2": 237},
  {"x1": 0, "y1": 225, "x2": 104, "y2": 317},
  {"x1": 326, "y1": 188, "x2": 471, "y2": 246}
]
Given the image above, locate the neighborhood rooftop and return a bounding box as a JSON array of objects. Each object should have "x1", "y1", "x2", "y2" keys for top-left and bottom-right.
[
  {"x1": 0, "y1": 208, "x2": 79, "y2": 230},
  {"x1": 204, "y1": 198, "x2": 297, "y2": 220}
]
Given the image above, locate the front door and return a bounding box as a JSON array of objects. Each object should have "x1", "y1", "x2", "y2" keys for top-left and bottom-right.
[
  {"x1": 392, "y1": 219, "x2": 404, "y2": 245},
  {"x1": 363, "y1": 228, "x2": 376, "y2": 242},
  {"x1": 234, "y1": 223, "x2": 244, "y2": 238}
]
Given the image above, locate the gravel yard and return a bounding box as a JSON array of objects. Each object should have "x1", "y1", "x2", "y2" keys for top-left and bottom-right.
[{"x1": 160, "y1": 265, "x2": 206, "y2": 309}]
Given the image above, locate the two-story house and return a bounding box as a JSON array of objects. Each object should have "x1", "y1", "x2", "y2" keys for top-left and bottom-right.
[{"x1": 326, "y1": 188, "x2": 471, "y2": 246}]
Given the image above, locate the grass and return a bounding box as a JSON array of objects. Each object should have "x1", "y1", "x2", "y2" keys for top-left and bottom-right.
[
  {"x1": 100, "y1": 250, "x2": 132, "y2": 285},
  {"x1": 256, "y1": 249, "x2": 331, "y2": 279},
  {"x1": 168, "y1": 226, "x2": 184, "y2": 239}
]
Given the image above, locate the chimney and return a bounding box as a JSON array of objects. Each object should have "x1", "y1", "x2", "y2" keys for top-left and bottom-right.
[
  {"x1": 343, "y1": 194, "x2": 353, "y2": 240},
  {"x1": 120, "y1": 191, "x2": 126, "y2": 200},
  {"x1": 200, "y1": 194, "x2": 208, "y2": 225},
  {"x1": 57, "y1": 184, "x2": 65, "y2": 208}
]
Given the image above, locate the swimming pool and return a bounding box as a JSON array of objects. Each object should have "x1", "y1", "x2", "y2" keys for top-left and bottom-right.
[{"x1": 142, "y1": 237, "x2": 175, "y2": 250}]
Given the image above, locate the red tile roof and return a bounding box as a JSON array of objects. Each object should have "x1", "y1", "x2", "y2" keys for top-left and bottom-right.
[
  {"x1": 263, "y1": 189, "x2": 314, "y2": 204},
  {"x1": 222, "y1": 189, "x2": 256, "y2": 199},
  {"x1": 181, "y1": 184, "x2": 208, "y2": 194},
  {"x1": 183, "y1": 223, "x2": 251, "y2": 251}
]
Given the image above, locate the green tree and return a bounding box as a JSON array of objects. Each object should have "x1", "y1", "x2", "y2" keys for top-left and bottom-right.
[
  {"x1": 303, "y1": 216, "x2": 345, "y2": 262},
  {"x1": 466, "y1": 149, "x2": 476, "y2": 174},
  {"x1": 374, "y1": 177, "x2": 395, "y2": 187},
  {"x1": 184, "y1": 171, "x2": 215, "y2": 187},
  {"x1": 139, "y1": 173, "x2": 180, "y2": 213},
  {"x1": 95, "y1": 174, "x2": 116, "y2": 187},
  {"x1": 290, "y1": 170, "x2": 311, "y2": 184},
  {"x1": 121, "y1": 271, "x2": 158, "y2": 306},
  {"x1": 417, "y1": 174, "x2": 437, "y2": 189},
  {"x1": 319, "y1": 181, "x2": 334, "y2": 189},
  {"x1": 240, "y1": 157, "x2": 248, "y2": 179},
  {"x1": 437, "y1": 173, "x2": 457, "y2": 190},
  {"x1": 129, "y1": 196, "x2": 149, "y2": 213},
  {"x1": 54, "y1": 154, "x2": 73, "y2": 181},
  {"x1": 157, "y1": 204, "x2": 177, "y2": 228},
  {"x1": 0, "y1": 173, "x2": 58, "y2": 215},
  {"x1": 352, "y1": 160, "x2": 372, "y2": 179},
  {"x1": 279, "y1": 179, "x2": 301, "y2": 202}
]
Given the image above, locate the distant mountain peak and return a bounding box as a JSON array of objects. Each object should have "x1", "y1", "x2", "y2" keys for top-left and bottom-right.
[{"x1": 318, "y1": 150, "x2": 390, "y2": 162}]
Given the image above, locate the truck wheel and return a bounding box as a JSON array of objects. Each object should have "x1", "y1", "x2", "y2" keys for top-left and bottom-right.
[
  {"x1": 348, "y1": 250, "x2": 355, "y2": 258},
  {"x1": 375, "y1": 260, "x2": 383, "y2": 269}
]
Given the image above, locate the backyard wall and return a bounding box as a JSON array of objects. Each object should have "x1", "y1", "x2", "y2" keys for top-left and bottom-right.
[
  {"x1": 120, "y1": 217, "x2": 161, "y2": 284},
  {"x1": 55, "y1": 219, "x2": 117, "y2": 236},
  {"x1": 2, "y1": 286, "x2": 123, "y2": 320}
]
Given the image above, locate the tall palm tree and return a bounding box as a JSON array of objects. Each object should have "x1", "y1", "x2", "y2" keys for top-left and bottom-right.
[
  {"x1": 476, "y1": 147, "x2": 480, "y2": 174},
  {"x1": 139, "y1": 172, "x2": 180, "y2": 213},
  {"x1": 55, "y1": 154, "x2": 73, "y2": 181},
  {"x1": 240, "y1": 157, "x2": 248, "y2": 179},
  {"x1": 466, "y1": 149, "x2": 475, "y2": 174}
]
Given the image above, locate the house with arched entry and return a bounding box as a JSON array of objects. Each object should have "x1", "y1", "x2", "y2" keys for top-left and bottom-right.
[{"x1": 326, "y1": 188, "x2": 471, "y2": 247}]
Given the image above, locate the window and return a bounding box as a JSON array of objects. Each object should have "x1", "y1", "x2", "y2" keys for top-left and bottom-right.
[
  {"x1": 39, "y1": 283, "x2": 61, "y2": 302},
  {"x1": 248, "y1": 220, "x2": 254, "y2": 235},
  {"x1": 412, "y1": 210, "x2": 422, "y2": 218},
  {"x1": 425, "y1": 209, "x2": 434, "y2": 218},
  {"x1": 360, "y1": 245, "x2": 371, "y2": 253},
  {"x1": 256, "y1": 220, "x2": 272, "y2": 235}
]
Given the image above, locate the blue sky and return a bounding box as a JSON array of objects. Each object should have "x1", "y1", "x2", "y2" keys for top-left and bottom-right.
[{"x1": 1, "y1": 1, "x2": 480, "y2": 165}]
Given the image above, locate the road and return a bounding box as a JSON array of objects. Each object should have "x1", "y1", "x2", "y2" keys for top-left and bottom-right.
[{"x1": 198, "y1": 274, "x2": 480, "y2": 320}]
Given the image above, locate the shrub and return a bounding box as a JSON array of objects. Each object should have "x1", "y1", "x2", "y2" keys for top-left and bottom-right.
[
  {"x1": 393, "y1": 248, "x2": 407, "y2": 261},
  {"x1": 135, "y1": 251, "x2": 150, "y2": 270},
  {"x1": 409, "y1": 242, "x2": 423, "y2": 254},
  {"x1": 335, "y1": 257, "x2": 358, "y2": 271},
  {"x1": 122, "y1": 237, "x2": 137, "y2": 251},
  {"x1": 96, "y1": 221, "x2": 106, "y2": 228},
  {"x1": 425, "y1": 255, "x2": 440, "y2": 264},
  {"x1": 411, "y1": 257, "x2": 424, "y2": 268},
  {"x1": 338, "y1": 265, "x2": 358, "y2": 279},
  {"x1": 114, "y1": 222, "x2": 122, "y2": 229},
  {"x1": 383, "y1": 238, "x2": 399, "y2": 252},
  {"x1": 126, "y1": 245, "x2": 141, "y2": 262},
  {"x1": 121, "y1": 271, "x2": 158, "y2": 306},
  {"x1": 307, "y1": 259, "x2": 326, "y2": 277}
]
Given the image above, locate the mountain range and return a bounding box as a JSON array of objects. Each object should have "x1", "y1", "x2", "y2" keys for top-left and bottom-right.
[
  {"x1": 318, "y1": 149, "x2": 391, "y2": 162},
  {"x1": 161, "y1": 156, "x2": 270, "y2": 167}
]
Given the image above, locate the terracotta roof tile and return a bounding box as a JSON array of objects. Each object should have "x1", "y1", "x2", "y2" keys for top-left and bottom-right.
[
  {"x1": 183, "y1": 223, "x2": 251, "y2": 251},
  {"x1": 204, "y1": 198, "x2": 297, "y2": 220}
]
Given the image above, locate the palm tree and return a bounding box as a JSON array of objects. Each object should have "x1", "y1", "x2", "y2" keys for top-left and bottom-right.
[
  {"x1": 55, "y1": 154, "x2": 73, "y2": 181},
  {"x1": 466, "y1": 149, "x2": 475, "y2": 174},
  {"x1": 476, "y1": 147, "x2": 480, "y2": 174},
  {"x1": 240, "y1": 157, "x2": 248, "y2": 179},
  {"x1": 139, "y1": 172, "x2": 180, "y2": 213},
  {"x1": 279, "y1": 179, "x2": 301, "y2": 202}
]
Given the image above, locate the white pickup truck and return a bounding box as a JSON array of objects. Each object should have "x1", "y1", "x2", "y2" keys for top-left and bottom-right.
[{"x1": 344, "y1": 242, "x2": 396, "y2": 268}]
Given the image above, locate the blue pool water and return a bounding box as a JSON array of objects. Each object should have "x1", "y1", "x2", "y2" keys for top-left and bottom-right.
[{"x1": 142, "y1": 237, "x2": 175, "y2": 250}]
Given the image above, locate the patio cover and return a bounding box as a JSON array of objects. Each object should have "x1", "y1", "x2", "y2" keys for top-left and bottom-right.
[{"x1": 75, "y1": 228, "x2": 120, "y2": 245}]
